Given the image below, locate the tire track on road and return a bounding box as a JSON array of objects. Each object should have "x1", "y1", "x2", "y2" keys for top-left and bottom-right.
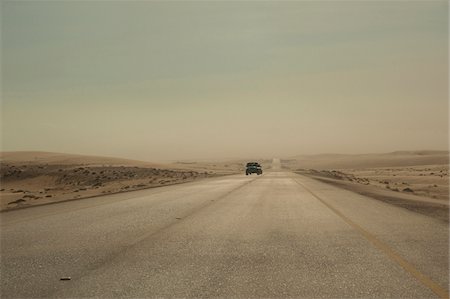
[
  {"x1": 1, "y1": 176, "x2": 240, "y2": 227},
  {"x1": 47, "y1": 175, "x2": 262, "y2": 297}
]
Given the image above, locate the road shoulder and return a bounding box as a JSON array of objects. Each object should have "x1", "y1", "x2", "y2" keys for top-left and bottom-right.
[{"x1": 297, "y1": 172, "x2": 449, "y2": 223}]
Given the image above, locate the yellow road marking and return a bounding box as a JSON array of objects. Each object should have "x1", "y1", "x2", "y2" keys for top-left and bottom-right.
[{"x1": 294, "y1": 178, "x2": 449, "y2": 299}]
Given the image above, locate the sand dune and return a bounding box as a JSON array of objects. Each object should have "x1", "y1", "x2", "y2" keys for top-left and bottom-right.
[
  {"x1": 2, "y1": 150, "x2": 447, "y2": 211},
  {"x1": 0, "y1": 152, "x2": 241, "y2": 211},
  {"x1": 0, "y1": 151, "x2": 164, "y2": 168},
  {"x1": 290, "y1": 151, "x2": 449, "y2": 216},
  {"x1": 285, "y1": 150, "x2": 449, "y2": 170}
]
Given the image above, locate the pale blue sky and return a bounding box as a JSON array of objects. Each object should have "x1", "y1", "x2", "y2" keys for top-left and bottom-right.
[{"x1": 1, "y1": 1, "x2": 448, "y2": 161}]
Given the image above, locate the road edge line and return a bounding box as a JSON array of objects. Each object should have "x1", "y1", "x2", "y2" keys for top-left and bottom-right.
[{"x1": 293, "y1": 177, "x2": 449, "y2": 299}]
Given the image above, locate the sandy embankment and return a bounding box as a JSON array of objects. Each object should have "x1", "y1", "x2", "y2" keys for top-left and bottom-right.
[
  {"x1": 0, "y1": 152, "x2": 242, "y2": 211},
  {"x1": 284, "y1": 151, "x2": 449, "y2": 222}
]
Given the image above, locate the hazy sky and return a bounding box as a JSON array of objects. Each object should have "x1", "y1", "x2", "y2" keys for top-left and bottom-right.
[{"x1": 1, "y1": 1, "x2": 448, "y2": 161}]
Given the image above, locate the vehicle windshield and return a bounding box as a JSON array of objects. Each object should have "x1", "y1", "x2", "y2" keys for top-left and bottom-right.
[{"x1": 246, "y1": 162, "x2": 260, "y2": 167}]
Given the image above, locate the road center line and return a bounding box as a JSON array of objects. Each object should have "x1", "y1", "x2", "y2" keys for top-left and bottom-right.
[{"x1": 293, "y1": 177, "x2": 449, "y2": 299}]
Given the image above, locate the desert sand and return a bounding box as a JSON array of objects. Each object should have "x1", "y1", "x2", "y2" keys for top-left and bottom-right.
[
  {"x1": 283, "y1": 150, "x2": 449, "y2": 170},
  {"x1": 2, "y1": 150, "x2": 448, "y2": 216},
  {"x1": 284, "y1": 151, "x2": 449, "y2": 221},
  {"x1": 0, "y1": 152, "x2": 242, "y2": 211}
]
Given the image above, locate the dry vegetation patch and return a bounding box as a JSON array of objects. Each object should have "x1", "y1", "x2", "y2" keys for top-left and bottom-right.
[
  {"x1": 0, "y1": 162, "x2": 213, "y2": 210},
  {"x1": 296, "y1": 164, "x2": 449, "y2": 222},
  {"x1": 297, "y1": 165, "x2": 448, "y2": 200}
]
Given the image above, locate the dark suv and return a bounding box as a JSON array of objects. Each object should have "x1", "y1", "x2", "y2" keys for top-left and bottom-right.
[{"x1": 246, "y1": 162, "x2": 262, "y2": 175}]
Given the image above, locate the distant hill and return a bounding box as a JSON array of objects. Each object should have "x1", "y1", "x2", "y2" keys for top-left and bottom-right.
[
  {"x1": 0, "y1": 151, "x2": 244, "y2": 174},
  {"x1": 287, "y1": 150, "x2": 449, "y2": 170},
  {"x1": 0, "y1": 151, "x2": 165, "y2": 168}
]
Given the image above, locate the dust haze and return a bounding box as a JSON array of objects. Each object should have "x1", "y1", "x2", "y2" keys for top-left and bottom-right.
[{"x1": 1, "y1": 1, "x2": 448, "y2": 161}]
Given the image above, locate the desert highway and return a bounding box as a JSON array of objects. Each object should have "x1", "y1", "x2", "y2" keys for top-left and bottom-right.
[{"x1": 1, "y1": 161, "x2": 448, "y2": 298}]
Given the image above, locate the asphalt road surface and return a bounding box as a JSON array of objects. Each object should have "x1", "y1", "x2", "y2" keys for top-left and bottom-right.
[{"x1": 1, "y1": 163, "x2": 448, "y2": 298}]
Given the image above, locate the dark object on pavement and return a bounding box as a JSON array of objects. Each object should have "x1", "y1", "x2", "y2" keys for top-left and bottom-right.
[{"x1": 246, "y1": 162, "x2": 263, "y2": 175}]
